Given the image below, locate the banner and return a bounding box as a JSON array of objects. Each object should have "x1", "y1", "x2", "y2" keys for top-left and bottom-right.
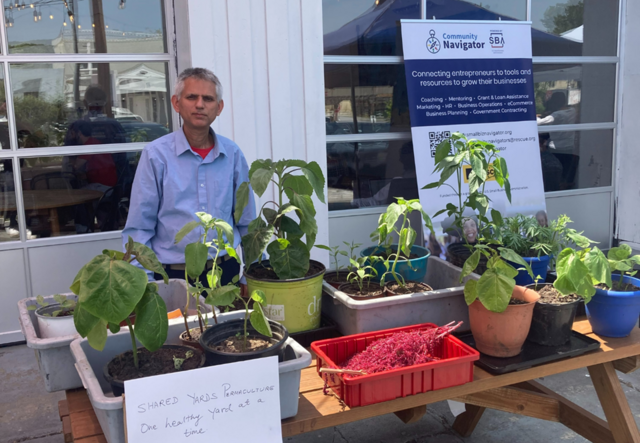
[{"x1": 400, "y1": 20, "x2": 546, "y2": 234}]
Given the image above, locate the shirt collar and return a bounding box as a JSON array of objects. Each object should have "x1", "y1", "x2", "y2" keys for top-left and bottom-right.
[{"x1": 175, "y1": 126, "x2": 227, "y2": 159}]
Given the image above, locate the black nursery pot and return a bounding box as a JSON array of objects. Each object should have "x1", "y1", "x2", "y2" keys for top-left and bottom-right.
[
  {"x1": 526, "y1": 283, "x2": 580, "y2": 347},
  {"x1": 199, "y1": 319, "x2": 289, "y2": 366},
  {"x1": 103, "y1": 345, "x2": 206, "y2": 397}
]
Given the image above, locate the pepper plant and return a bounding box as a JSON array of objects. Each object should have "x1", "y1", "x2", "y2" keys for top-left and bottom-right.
[
  {"x1": 234, "y1": 159, "x2": 325, "y2": 279},
  {"x1": 316, "y1": 244, "x2": 348, "y2": 278},
  {"x1": 371, "y1": 198, "x2": 433, "y2": 288},
  {"x1": 71, "y1": 237, "x2": 170, "y2": 369},
  {"x1": 423, "y1": 132, "x2": 511, "y2": 240},
  {"x1": 347, "y1": 256, "x2": 379, "y2": 293},
  {"x1": 553, "y1": 246, "x2": 610, "y2": 302},
  {"x1": 174, "y1": 212, "x2": 241, "y2": 340}
]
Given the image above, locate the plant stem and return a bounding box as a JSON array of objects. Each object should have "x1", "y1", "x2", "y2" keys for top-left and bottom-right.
[
  {"x1": 183, "y1": 270, "x2": 192, "y2": 340},
  {"x1": 125, "y1": 318, "x2": 139, "y2": 370},
  {"x1": 243, "y1": 300, "x2": 249, "y2": 353}
]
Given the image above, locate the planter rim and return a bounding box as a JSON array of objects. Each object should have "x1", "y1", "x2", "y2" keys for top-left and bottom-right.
[
  {"x1": 525, "y1": 283, "x2": 583, "y2": 307},
  {"x1": 338, "y1": 282, "x2": 385, "y2": 300},
  {"x1": 35, "y1": 303, "x2": 75, "y2": 320},
  {"x1": 515, "y1": 254, "x2": 550, "y2": 262},
  {"x1": 595, "y1": 275, "x2": 640, "y2": 297},
  {"x1": 199, "y1": 318, "x2": 289, "y2": 357},
  {"x1": 244, "y1": 259, "x2": 326, "y2": 283},
  {"x1": 471, "y1": 284, "x2": 540, "y2": 312},
  {"x1": 361, "y1": 244, "x2": 431, "y2": 259}
]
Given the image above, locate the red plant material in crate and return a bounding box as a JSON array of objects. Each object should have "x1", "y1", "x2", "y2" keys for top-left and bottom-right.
[{"x1": 311, "y1": 323, "x2": 480, "y2": 408}]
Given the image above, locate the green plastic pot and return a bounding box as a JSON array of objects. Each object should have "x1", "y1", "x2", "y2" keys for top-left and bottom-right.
[{"x1": 245, "y1": 260, "x2": 326, "y2": 333}]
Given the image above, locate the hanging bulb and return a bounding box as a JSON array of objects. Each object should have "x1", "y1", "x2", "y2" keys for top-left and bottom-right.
[
  {"x1": 105, "y1": 25, "x2": 108, "y2": 29},
  {"x1": 68, "y1": 11, "x2": 73, "y2": 23},
  {"x1": 20, "y1": 1, "x2": 24, "y2": 9},
  {"x1": 50, "y1": 14, "x2": 54, "y2": 19},
  {"x1": 14, "y1": 1, "x2": 19, "y2": 8},
  {"x1": 77, "y1": 24, "x2": 81, "y2": 29},
  {"x1": 118, "y1": 0, "x2": 125, "y2": 9},
  {"x1": 33, "y1": 9, "x2": 37, "y2": 22},
  {"x1": 30, "y1": 3, "x2": 33, "y2": 7},
  {"x1": 38, "y1": 9, "x2": 41, "y2": 20},
  {"x1": 63, "y1": 20, "x2": 66, "y2": 26}
]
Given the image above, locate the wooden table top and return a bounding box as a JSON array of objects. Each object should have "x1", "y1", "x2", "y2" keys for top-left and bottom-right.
[
  {"x1": 0, "y1": 189, "x2": 104, "y2": 211},
  {"x1": 281, "y1": 319, "x2": 640, "y2": 437}
]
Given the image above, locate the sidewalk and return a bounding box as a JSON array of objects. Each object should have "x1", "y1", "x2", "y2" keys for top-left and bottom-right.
[{"x1": 3, "y1": 342, "x2": 640, "y2": 443}]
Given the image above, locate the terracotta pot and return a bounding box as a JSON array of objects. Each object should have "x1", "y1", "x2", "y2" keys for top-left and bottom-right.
[{"x1": 469, "y1": 285, "x2": 540, "y2": 358}]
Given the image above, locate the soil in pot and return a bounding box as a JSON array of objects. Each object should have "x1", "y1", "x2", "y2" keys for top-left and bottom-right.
[
  {"x1": 247, "y1": 261, "x2": 325, "y2": 280},
  {"x1": 339, "y1": 282, "x2": 385, "y2": 299},
  {"x1": 324, "y1": 271, "x2": 350, "y2": 289},
  {"x1": 596, "y1": 282, "x2": 640, "y2": 292},
  {"x1": 179, "y1": 328, "x2": 208, "y2": 350},
  {"x1": 527, "y1": 283, "x2": 581, "y2": 346},
  {"x1": 214, "y1": 335, "x2": 271, "y2": 353},
  {"x1": 107, "y1": 346, "x2": 205, "y2": 383},
  {"x1": 385, "y1": 281, "x2": 433, "y2": 295}
]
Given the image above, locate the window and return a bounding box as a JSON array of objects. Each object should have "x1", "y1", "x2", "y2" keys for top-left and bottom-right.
[
  {"x1": 0, "y1": 0, "x2": 175, "y2": 242},
  {"x1": 323, "y1": 0, "x2": 620, "y2": 211}
]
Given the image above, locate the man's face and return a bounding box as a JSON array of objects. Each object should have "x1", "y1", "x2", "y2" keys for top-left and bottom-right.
[{"x1": 171, "y1": 78, "x2": 224, "y2": 131}]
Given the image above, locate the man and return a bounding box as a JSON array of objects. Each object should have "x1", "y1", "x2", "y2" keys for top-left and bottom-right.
[{"x1": 122, "y1": 68, "x2": 256, "y2": 292}]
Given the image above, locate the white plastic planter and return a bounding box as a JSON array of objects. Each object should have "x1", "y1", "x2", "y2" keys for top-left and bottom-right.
[
  {"x1": 35, "y1": 304, "x2": 77, "y2": 338},
  {"x1": 322, "y1": 256, "x2": 479, "y2": 336},
  {"x1": 17, "y1": 279, "x2": 214, "y2": 393},
  {"x1": 70, "y1": 310, "x2": 311, "y2": 443}
]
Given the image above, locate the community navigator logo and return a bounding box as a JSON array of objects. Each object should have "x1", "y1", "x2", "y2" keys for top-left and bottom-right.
[{"x1": 426, "y1": 30, "x2": 440, "y2": 53}]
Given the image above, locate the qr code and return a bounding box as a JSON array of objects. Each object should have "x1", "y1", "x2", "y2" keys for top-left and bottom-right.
[{"x1": 429, "y1": 131, "x2": 451, "y2": 157}]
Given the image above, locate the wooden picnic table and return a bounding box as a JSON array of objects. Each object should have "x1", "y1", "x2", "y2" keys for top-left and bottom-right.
[{"x1": 60, "y1": 318, "x2": 640, "y2": 443}]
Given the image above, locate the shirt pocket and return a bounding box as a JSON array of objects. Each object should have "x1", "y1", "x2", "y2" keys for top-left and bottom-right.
[{"x1": 210, "y1": 159, "x2": 233, "y2": 215}]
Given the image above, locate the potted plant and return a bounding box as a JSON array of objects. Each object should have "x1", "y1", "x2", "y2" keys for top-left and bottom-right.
[
  {"x1": 338, "y1": 256, "x2": 385, "y2": 300},
  {"x1": 498, "y1": 214, "x2": 592, "y2": 286},
  {"x1": 582, "y1": 244, "x2": 640, "y2": 337},
  {"x1": 71, "y1": 237, "x2": 205, "y2": 396},
  {"x1": 319, "y1": 241, "x2": 361, "y2": 289},
  {"x1": 28, "y1": 294, "x2": 77, "y2": 338},
  {"x1": 173, "y1": 212, "x2": 240, "y2": 348},
  {"x1": 363, "y1": 198, "x2": 433, "y2": 295},
  {"x1": 234, "y1": 158, "x2": 326, "y2": 333},
  {"x1": 423, "y1": 133, "x2": 511, "y2": 274},
  {"x1": 199, "y1": 288, "x2": 288, "y2": 365}
]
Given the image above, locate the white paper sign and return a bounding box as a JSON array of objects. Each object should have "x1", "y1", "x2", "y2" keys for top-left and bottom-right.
[{"x1": 124, "y1": 356, "x2": 282, "y2": 443}]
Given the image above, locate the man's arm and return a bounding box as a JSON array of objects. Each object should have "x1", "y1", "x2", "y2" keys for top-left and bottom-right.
[{"x1": 122, "y1": 149, "x2": 163, "y2": 277}]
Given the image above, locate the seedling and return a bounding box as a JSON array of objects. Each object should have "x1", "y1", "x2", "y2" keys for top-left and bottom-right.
[
  {"x1": 174, "y1": 212, "x2": 240, "y2": 340},
  {"x1": 173, "y1": 350, "x2": 194, "y2": 370},
  {"x1": 316, "y1": 244, "x2": 348, "y2": 279},
  {"x1": 28, "y1": 294, "x2": 76, "y2": 317},
  {"x1": 347, "y1": 257, "x2": 379, "y2": 293},
  {"x1": 371, "y1": 198, "x2": 433, "y2": 288}
]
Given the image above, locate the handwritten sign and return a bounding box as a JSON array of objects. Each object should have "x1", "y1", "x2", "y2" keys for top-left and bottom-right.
[{"x1": 124, "y1": 356, "x2": 282, "y2": 443}]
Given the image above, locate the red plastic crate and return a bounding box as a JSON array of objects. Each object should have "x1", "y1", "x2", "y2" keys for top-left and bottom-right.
[{"x1": 311, "y1": 322, "x2": 480, "y2": 408}]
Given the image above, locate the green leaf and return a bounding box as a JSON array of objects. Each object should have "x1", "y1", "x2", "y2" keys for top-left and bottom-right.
[
  {"x1": 422, "y1": 182, "x2": 439, "y2": 190},
  {"x1": 77, "y1": 255, "x2": 148, "y2": 324},
  {"x1": 267, "y1": 238, "x2": 310, "y2": 279},
  {"x1": 477, "y1": 267, "x2": 515, "y2": 313},
  {"x1": 108, "y1": 322, "x2": 121, "y2": 334},
  {"x1": 584, "y1": 247, "x2": 612, "y2": 287},
  {"x1": 300, "y1": 161, "x2": 326, "y2": 203},
  {"x1": 206, "y1": 285, "x2": 240, "y2": 307},
  {"x1": 86, "y1": 320, "x2": 108, "y2": 351},
  {"x1": 242, "y1": 225, "x2": 275, "y2": 264},
  {"x1": 504, "y1": 179, "x2": 512, "y2": 202},
  {"x1": 491, "y1": 209, "x2": 503, "y2": 226},
  {"x1": 291, "y1": 194, "x2": 317, "y2": 237},
  {"x1": 250, "y1": 302, "x2": 273, "y2": 337},
  {"x1": 248, "y1": 217, "x2": 266, "y2": 233},
  {"x1": 434, "y1": 138, "x2": 452, "y2": 164},
  {"x1": 492, "y1": 258, "x2": 519, "y2": 279},
  {"x1": 102, "y1": 249, "x2": 125, "y2": 260},
  {"x1": 185, "y1": 242, "x2": 208, "y2": 280},
  {"x1": 224, "y1": 245, "x2": 240, "y2": 263},
  {"x1": 234, "y1": 181, "x2": 250, "y2": 224},
  {"x1": 250, "y1": 168, "x2": 273, "y2": 197},
  {"x1": 133, "y1": 241, "x2": 168, "y2": 284},
  {"x1": 174, "y1": 220, "x2": 200, "y2": 245},
  {"x1": 608, "y1": 244, "x2": 632, "y2": 261},
  {"x1": 470, "y1": 153, "x2": 487, "y2": 181},
  {"x1": 73, "y1": 302, "x2": 100, "y2": 337},
  {"x1": 263, "y1": 208, "x2": 278, "y2": 226},
  {"x1": 460, "y1": 249, "x2": 481, "y2": 282},
  {"x1": 279, "y1": 159, "x2": 307, "y2": 169},
  {"x1": 283, "y1": 174, "x2": 313, "y2": 201},
  {"x1": 215, "y1": 220, "x2": 235, "y2": 245},
  {"x1": 251, "y1": 289, "x2": 266, "y2": 305},
  {"x1": 384, "y1": 203, "x2": 402, "y2": 231},
  {"x1": 134, "y1": 283, "x2": 168, "y2": 352},
  {"x1": 70, "y1": 262, "x2": 89, "y2": 295},
  {"x1": 554, "y1": 249, "x2": 596, "y2": 300},
  {"x1": 280, "y1": 216, "x2": 304, "y2": 240},
  {"x1": 464, "y1": 279, "x2": 479, "y2": 305},
  {"x1": 499, "y1": 248, "x2": 534, "y2": 279}
]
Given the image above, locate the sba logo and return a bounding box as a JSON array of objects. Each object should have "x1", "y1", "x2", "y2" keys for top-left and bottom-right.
[
  {"x1": 490, "y1": 32, "x2": 505, "y2": 48},
  {"x1": 426, "y1": 30, "x2": 440, "y2": 53}
]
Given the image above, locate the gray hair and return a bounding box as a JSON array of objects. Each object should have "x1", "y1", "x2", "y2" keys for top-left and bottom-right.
[{"x1": 174, "y1": 67, "x2": 223, "y2": 101}]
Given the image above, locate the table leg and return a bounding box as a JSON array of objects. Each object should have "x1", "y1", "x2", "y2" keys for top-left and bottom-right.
[
  {"x1": 452, "y1": 404, "x2": 486, "y2": 437},
  {"x1": 49, "y1": 208, "x2": 60, "y2": 236},
  {"x1": 588, "y1": 361, "x2": 640, "y2": 443}
]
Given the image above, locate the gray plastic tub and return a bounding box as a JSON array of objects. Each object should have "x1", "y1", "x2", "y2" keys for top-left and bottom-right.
[
  {"x1": 70, "y1": 310, "x2": 311, "y2": 443},
  {"x1": 322, "y1": 256, "x2": 479, "y2": 336},
  {"x1": 17, "y1": 279, "x2": 213, "y2": 392}
]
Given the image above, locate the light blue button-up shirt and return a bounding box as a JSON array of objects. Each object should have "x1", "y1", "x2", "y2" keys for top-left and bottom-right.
[{"x1": 122, "y1": 127, "x2": 256, "y2": 268}]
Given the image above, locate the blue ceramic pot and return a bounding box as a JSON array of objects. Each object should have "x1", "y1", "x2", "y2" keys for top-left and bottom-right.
[
  {"x1": 509, "y1": 255, "x2": 551, "y2": 286},
  {"x1": 361, "y1": 245, "x2": 430, "y2": 283},
  {"x1": 586, "y1": 275, "x2": 640, "y2": 337}
]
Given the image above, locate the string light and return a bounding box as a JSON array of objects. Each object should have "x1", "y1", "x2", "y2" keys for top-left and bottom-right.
[
  {"x1": 77, "y1": 24, "x2": 81, "y2": 29},
  {"x1": 118, "y1": 0, "x2": 125, "y2": 9},
  {"x1": 37, "y1": 7, "x2": 41, "y2": 20},
  {"x1": 92, "y1": 23, "x2": 95, "y2": 27},
  {"x1": 29, "y1": 3, "x2": 33, "y2": 8},
  {"x1": 50, "y1": 14, "x2": 53, "y2": 19},
  {"x1": 33, "y1": 8, "x2": 37, "y2": 22},
  {"x1": 20, "y1": 1, "x2": 24, "y2": 10}
]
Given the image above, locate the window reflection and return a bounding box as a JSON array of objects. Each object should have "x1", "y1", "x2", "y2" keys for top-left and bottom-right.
[
  {"x1": 0, "y1": 159, "x2": 19, "y2": 241},
  {"x1": 327, "y1": 140, "x2": 418, "y2": 211},
  {"x1": 534, "y1": 64, "x2": 616, "y2": 125},
  {"x1": 325, "y1": 64, "x2": 410, "y2": 135},
  {"x1": 6, "y1": 0, "x2": 166, "y2": 54},
  {"x1": 20, "y1": 152, "x2": 139, "y2": 238},
  {"x1": 531, "y1": 0, "x2": 618, "y2": 56},
  {"x1": 538, "y1": 129, "x2": 612, "y2": 191},
  {"x1": 426, "y1": 0, "x2": 525, "y2": 21},
  {"x1": 10, "y1": 62, "x2": 171, "y2": 149}
]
